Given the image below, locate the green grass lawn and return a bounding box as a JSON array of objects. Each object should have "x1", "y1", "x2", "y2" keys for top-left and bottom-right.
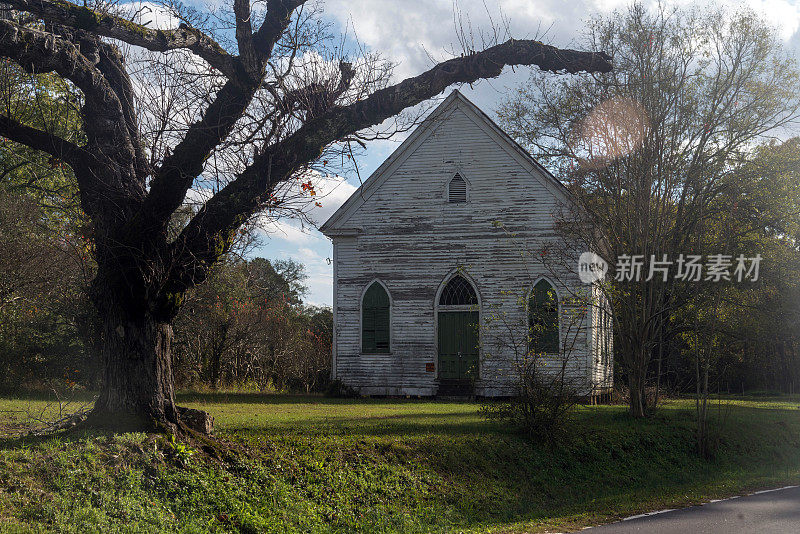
[{"x1": 1, "y1": 393, "x2": 799, "y2": 533}]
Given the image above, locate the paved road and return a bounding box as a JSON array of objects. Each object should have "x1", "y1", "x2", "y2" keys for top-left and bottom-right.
[{"x1": 580, "y1": 486, "x2": 800, "y2": 533}]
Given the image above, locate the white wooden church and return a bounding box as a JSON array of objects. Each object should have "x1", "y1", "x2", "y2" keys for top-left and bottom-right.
[{"x1": 321, "y1": 91, "x2": 613, "y2": 398}]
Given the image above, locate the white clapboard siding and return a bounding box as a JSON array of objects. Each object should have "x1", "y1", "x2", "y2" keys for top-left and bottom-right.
[{"x1": 322, "y1": 91, "x2": 613, "y2": 397}]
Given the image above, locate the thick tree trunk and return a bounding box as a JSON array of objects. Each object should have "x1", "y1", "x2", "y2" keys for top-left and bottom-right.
[
  {"x1": 87, "y1": 288, "x2": 213, "y2": 434},
  {"x1": 90, "y1": 301, "x2": 179, "y2": 430}
]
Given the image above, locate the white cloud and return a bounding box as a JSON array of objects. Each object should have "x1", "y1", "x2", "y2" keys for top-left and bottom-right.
[
  {"x1": 323, "y1": 0, "x2": 610, "y2": 81},
  {"x1": 184, "y1": 186, "x2": 214, "y2": 205},
  {"x1": 744, "y1": 0, "x2": 800, "y2": 40},
  {"x1": 297, "y1": 246, "x2": 322, "y2": 261},
  {"x1": 260, "y1": 219, "x2": 322, "y2": 245},
  {"x1": 323, "y1": 0, "x2": 800, "y2": 88},
  {"x1": 303, "y1": 266, "x2": 334, "y2": 307},
  {"x1": 254, "y1": 172, "x2": 357, "y2": 247},
  {"x1": 181, "y1": 173, "x2": 358, "y2": 256}
]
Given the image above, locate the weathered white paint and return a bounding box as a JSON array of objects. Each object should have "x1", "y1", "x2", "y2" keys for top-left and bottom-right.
[{"x1": 321, "y1": 90, "x2": 613, "y2": 397}]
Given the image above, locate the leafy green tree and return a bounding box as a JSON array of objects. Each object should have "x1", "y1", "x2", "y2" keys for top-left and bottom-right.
[
  {"x1": 246, "y1": 257, "x2": 307, "y2": 305},
  {"x1": 498, "y1": 3, "x2": 800, "y2": 417},
  {"x1": 677, "y1": 138, "x2": 800, "y2": 399},
  {"x1": 0, "y1": 62, "x2": 97, "y2": 391},
  {"x1": 172, "y1": 257, "x2": 330, "y2": 393}
]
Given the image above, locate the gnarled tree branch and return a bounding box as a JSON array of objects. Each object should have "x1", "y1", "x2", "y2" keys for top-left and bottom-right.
[
  {"x1": 252, "y1": 0, "x2": 307, "y2": 56},
  {"x1": 0, "y1": 114, "x2": 87, "y2": 167},
  {"x1": 234, "y1": 0, "x2": 257, "y2": 68},
  {"x1": 138, "y1": 0, "x2": 306, "y2": 232},
  {"x1": 0, "y1": 19, "x2": 134, "y2": 166},
  {"x1": 5, "y1": 0, "x2": 239, "y2": 79}
]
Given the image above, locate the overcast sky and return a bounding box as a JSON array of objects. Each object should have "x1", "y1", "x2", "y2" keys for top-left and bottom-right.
[{"x1": 250, "y1": 0, "x2": 800, "y2": 306}]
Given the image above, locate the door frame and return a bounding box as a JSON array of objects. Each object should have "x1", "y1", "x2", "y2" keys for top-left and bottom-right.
[{"x1": 434, "y1": 270, "x2": 481, "y2": 380}]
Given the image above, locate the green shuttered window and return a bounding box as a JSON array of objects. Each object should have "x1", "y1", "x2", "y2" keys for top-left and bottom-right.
[
  {"x1": 362, "y1": 282, "x2": 390, "y2": 353},
  {"x1": 529, "y1": 279, "x2": 559, "y2": 354}
]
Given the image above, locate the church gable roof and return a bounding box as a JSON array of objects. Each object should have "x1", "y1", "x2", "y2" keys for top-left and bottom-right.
[{"x1": 320, "y1": 90, "x2": 570, "y2": 236}]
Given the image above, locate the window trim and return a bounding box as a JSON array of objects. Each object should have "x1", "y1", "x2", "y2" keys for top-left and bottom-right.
[
  {"x1": 438, "y1": 274, "x2": 479, "y2": 307},
  {"x1": 526, "y1": 276, "x2": 561, "y2": 356},
  {"x1": 360, "y1": 279, "x2": 392, "y2": 355},
  {"x1": 435, "y1": 270, "x2": 482, "y2": 310}
]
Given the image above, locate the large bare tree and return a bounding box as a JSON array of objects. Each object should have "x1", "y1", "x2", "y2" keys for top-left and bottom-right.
[{"x1": 0, "y1": 0, "x2": 611, "y2": 432}]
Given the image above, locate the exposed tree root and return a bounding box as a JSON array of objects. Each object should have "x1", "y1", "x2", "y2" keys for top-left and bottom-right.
[{"x1": 78, "y1": 405, "x2": 211, "y2": 434}]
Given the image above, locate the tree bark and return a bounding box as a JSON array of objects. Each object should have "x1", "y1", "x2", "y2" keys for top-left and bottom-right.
[
  {"x1": 83, "y1": 260, "x2": 217, "y2": 433},
  {"x1": 628, "y1": 354, "x2": 647, "y2": 417},
  {"x1": 88, "y1": 296, "x2": 180, "y2": 431},
  {"x1": 87, "y1": 296, "x2": 215, "y2": 434}
]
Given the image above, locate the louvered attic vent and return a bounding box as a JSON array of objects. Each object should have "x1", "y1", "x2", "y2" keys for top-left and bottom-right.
[{"x1": 448, "y1": 174, "x2": 467, "y2": 203}]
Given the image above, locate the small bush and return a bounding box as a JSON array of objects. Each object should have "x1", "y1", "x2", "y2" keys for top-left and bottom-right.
[
  {"x1": 481, "y1": 354, "x2": 582, "y2": 443},
  {"x1": 325, "y1": 379, "x2": 359, "y2": 398}
]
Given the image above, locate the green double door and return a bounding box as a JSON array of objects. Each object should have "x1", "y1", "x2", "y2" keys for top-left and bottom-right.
[{"x1": 437, "y1": 311, "x2": 479, "y2": 379}]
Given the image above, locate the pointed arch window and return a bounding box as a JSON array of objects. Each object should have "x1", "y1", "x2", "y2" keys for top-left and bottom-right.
[
  {"x1": 362, "y1": 282, "x2": 390, "y2": 353},
  {"x1": 439, "y1": 275, "x2": 478, "y2": 306},
  {"x1": 529, "y1": 279, "x2": 559, "y2": 354},
  {"x1": 448, "y1": 173, "x2": 467, "y2": 203}
]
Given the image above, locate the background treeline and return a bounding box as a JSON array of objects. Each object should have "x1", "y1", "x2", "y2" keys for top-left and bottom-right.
[
  {"x1": 646, "y1": 139, "x2": 800, "y2": 397},
  {"x1": 677, "y1": 141, "x2": 800, "y2": 397},
  {"x1": 172, "y1": 257, "x2": 332, "y2": 393}
]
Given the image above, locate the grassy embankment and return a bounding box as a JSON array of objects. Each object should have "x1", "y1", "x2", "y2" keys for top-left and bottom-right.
[{"x1": 0, "y1": 393, "x2": 799, "y2": 533}]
